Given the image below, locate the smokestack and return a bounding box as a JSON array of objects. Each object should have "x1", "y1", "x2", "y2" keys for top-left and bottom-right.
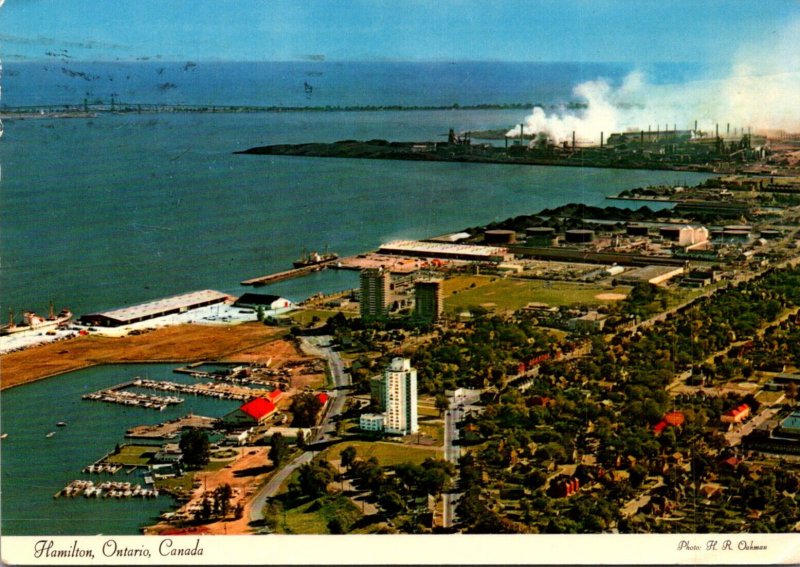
[
  {"x1": 716, "y1": 124, "x2": 719, "y2": 138},
  {"x1": 727, "y1": 123, "x2": 730, "y2": 135},
  {"x1": 600, "y1": 131, "x2": 604, "y2": 148},
  {"x1": 572, "y1": 131, "x2": 575, "y2": 150},
  {"x1": 520, "y1": 124, "x2": 524, "y2": 141},
  {"x1": 640, "y1": 130, "x2": 644, "y2": 147},
  {"x1": 694, "y1": 120, "x2": 697, "y2": 131}
]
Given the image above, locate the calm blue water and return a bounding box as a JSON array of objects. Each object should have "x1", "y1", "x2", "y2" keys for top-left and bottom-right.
[
  {"x1": 0, "y1": 61, "x2": 714, "y2": 535},
  {"x1": 0, "y1": 364, "x2": 241, "y2": 535},
  {"x1": 1, "y1": 61, "x2": 712, "y2": 109}
]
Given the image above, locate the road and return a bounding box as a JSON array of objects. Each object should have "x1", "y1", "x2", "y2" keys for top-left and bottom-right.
[
  {"x1": 442, "y1": 397, "x2": 464, "y2": 529},
  {"x1": 724, "y1": 406, "x2": 782, "y2": 447},
  {"x1": 248, "y1": 335, "x2": 350, "y2": 524}
]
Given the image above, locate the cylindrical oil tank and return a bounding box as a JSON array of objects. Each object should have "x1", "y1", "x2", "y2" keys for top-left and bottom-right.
[
  {"x1": 484, "y1": 229, "x2": 517, "y2": 244},
  {"x1": 626, "y1": 223, "x2": 649, "y2": 236},
  {"x1": 759, "y1": 229, "x2": 782, "y2": 240},
  {"x1": 564, "y1": 229, "x2": 595, "y2": 244},
  {"x1": 525, "y1": 227, "x2": 556, "y2": 246},
  {"x1": 659, "y1": 226, "x2": 682, "y2": 241}
]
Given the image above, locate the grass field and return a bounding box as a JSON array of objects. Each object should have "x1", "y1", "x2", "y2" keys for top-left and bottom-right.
[
  {"x1": 323, "y1": 441, "x2": 441, "y2": 467},
  {"x1": 288, "y1": 308, "x2": 357, "y2": 327},
  {"x1": 273, "y1": 494, "x2": 363, "y2": 534},
  {"x1": 105, "y1": 444, "x2": 158, "y2": 466},
  {"x1": 444, "y1": 275, "x2": 631, "y2": 312}
]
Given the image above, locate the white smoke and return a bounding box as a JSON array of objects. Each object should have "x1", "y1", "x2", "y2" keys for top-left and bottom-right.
[{"x1": 508, "y1": 16, "x2": 800, "y2": 144}]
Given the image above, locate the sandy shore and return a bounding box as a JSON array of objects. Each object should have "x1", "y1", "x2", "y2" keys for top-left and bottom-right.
[{"x1": 0, "y1": 323, "x2": 308, "y2": 390}]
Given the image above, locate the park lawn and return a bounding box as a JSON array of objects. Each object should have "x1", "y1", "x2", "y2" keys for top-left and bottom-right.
[
  {"x1": 442, "y1": 275, "x2": 493, "y2": 296},
  {"x1": 324, "y1": 441, "x2": 441, "y2": 467},
  {"x1": 288, "y1": 308, "x2": 357, "y2": 327},
  {"x1": 418, "y1": 422, "x2": 444, "y2": 444},
  {"x1": 273, "y1": 494, "x2": 363, "y2": 534},
  {"x1": 755, "y1": 390, "x2": 785, "y2": 405},
  {"x1": 445, "y1": 276, "x2": 632, "y2": 312},
  {"x1": 105, "y1": 444, "x2": 158, "y2": 466},
  {"x1": 417, "y1": 396, "x2": 440, "y2": 417}
]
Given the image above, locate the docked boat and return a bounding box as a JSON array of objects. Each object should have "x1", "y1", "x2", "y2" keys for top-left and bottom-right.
[
  {"x1": 56, "y1": 422, "x2": 67, "y2": 427},
  {"x1": 0, "y1": 433, "x2": 8, "y2": 440},
  {"x1": 1, "y1": 304, "x2": 73, "y2": 336},
  {"x1": 292, "y1": 247, "x2": 338, "y2": 269},
  {"x1": 45, "y1": 431, "x2": 56, "y2": 438}
]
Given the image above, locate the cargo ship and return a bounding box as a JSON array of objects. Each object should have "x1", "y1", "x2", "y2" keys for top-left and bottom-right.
[
  {"x1": 1, "y1": 304, "x2": 73, "y2": 336},
  {"x1": 292, "y1": 247, "x2": 338, "y2": 269}
]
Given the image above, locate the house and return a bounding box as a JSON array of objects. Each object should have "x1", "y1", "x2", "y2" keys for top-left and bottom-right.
[
  {"x1": 233, "y1": 293, "x2": 295, "y2": 313},
  {"x1": 222, "y1": 397, "x2": 276, "y2": 428},
  {"x1": 153, "y1": 443, "x2": 183, "y2": 464},
  {"x1": 722, "y1": 403, "x2": 750, "y2": 424}
]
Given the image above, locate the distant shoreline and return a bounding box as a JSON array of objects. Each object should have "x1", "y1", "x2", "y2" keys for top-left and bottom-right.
[{"x1": 0, "y1": 101, "x2": 584, "y2": 120}]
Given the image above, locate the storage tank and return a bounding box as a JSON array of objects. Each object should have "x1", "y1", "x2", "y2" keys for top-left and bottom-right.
[
  {"x1": 564, "y1": 229, "x2": 595, "y2": 244},
  {"x1": 525, "y1": 227, "x2": 556, "y2": 246},
  {"x1": 604, "y1": 265, "x2": 625, "y2": 277},
  {"x1": 626, "y1": 223, "x2": 649, "y2": 236},
  {"x1": 659, "y1": 226, "x2": 683, "y2": 241},
  {"x1": 484, "y1": 229, "x2": 517, "y2": 245}
]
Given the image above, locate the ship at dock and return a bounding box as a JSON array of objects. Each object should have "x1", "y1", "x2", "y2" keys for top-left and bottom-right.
[
  {"x1": 1, "y1": 303, "x2": 73, "y2": 336},
  {"x1": 292, "y1": 247, "x2": 338, "y2": 269}
]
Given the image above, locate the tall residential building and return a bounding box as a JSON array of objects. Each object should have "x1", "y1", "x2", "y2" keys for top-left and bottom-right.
[
  {"x1": 414, "y1": 279, "x2": 443, "y2": 323},
  {"x1": 360, "y1": 267, "x2": 390, "y2": 322},
  {"x1": 369, "y1": 375, "x2": 387, "y2": 412},
  {"x1": 383, "y1": 357, "x2": 418, "y2": 435}
]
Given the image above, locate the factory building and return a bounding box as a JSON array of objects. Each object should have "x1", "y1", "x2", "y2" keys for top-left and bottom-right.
[
  {"x1": 378, "y1": 240, "x2": 510, "y2": 263},
  {"x1": 360, "y1": 268, "x2": 391, "y2": 322},
  {"x1": 414, "y1": 279, "x2": 443, "y2": 323},
  {"x1": 79, "y1": 290, "x2": 229, "y2": 327},
  {"x1": 618, "y1": 265, "x2": 685, "y2": 286}
]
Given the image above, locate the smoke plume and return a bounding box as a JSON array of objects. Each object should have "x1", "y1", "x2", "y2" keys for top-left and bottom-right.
[{"x1": 508, "y1": 17, "x2": 800, "y2": 144}]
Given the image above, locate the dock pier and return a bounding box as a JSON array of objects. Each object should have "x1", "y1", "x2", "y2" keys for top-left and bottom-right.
[{"x1": 240, "y1": 260, "x2": 336, "y2": 287}]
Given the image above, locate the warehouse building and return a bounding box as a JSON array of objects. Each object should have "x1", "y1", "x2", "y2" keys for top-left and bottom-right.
[
  {"x1": 79, "y1": 290, "x2": 229, "y2": 327},
  {"x1": 378, "y1": 240, "x2": 510, "y2": 263}
]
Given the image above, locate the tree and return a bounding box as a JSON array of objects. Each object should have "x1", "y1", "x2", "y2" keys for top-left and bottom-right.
[
  {"x1": 378, "y1": 490, "x2": 405, "y2": 517},
  {"x1": 256, "y1": 305, "x2": 266, "y2": 322},
  {"x1": 327, "y1": 517, "x2": 345, "y2": 534},
  {"x1": 179, "y1": 428, "x2": 210, "y2": 469},
  {"x1": 435, "y1": 394, "x2": 449, "y2": 416},
  {"x1": 214, "y1": 484, "x2": 232, "y2": 517},
  {"x1": 269, "y1": 433, "x2": 289, "y2": 468},
  {"x1": 340, "y1": 446, "x2": 357, "y2": 470},
  {"x1": 295, "y1": 461, "x2": 334, "y2": 497},
  {"x1": 290, "y1": 392, "x2": 324, "y2": 427}
]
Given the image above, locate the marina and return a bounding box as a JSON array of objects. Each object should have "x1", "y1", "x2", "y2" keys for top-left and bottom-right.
[
  {"x1": 82, "y1": 381, "x2": 184, "y2": 410},
  {"x1": 54, "y1": 480, "x2": 159, "y2": 499},
  {"x1": 131, "y1": 377, "x2": 275, "y2": 401}
]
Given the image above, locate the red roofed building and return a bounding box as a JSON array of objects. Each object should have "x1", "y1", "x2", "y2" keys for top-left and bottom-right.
[
  {"x1": 222, "y1": 397, "x2": 276, "y2": 428},
  {"x1": 721, "y1": 403, "x2": 750, "y2": 424},
  {"x1": 653, "y1": 421, "x2": 668, "y2": 435},
  {"x1": 664, "y1": 411, "x2": 685, "y2": 427},
  {"x1": 267, "y1": 389, "x2": 284, "y2": 404},
  {"x1": 317, "y1": 392, "x2": 329, "y2": 405}
]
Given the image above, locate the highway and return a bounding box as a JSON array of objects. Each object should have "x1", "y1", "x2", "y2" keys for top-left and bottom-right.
[{"x1": 248, "y1": 335, "x2": 350, "y2": 524}]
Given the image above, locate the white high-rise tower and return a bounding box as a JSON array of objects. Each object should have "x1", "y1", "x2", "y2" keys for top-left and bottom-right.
[{"x1": 383, "y1": 357, "x2": 418, "y2": 435}]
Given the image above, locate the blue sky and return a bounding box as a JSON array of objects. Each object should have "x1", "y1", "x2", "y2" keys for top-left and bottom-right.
[{"x1": 2, "y1": 0, "x2": 798, "y2": 63}]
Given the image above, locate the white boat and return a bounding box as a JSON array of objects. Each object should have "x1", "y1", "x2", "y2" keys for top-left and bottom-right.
[
  {"x1": 0, "y1": 433, "x2": 7, "y2": 440},
  {"x1": 1, "y1": 304, "x2": 73, "y2": 336},
  {"x1": 45, "y1": 431, "x2": 56, "y2": 438}
]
